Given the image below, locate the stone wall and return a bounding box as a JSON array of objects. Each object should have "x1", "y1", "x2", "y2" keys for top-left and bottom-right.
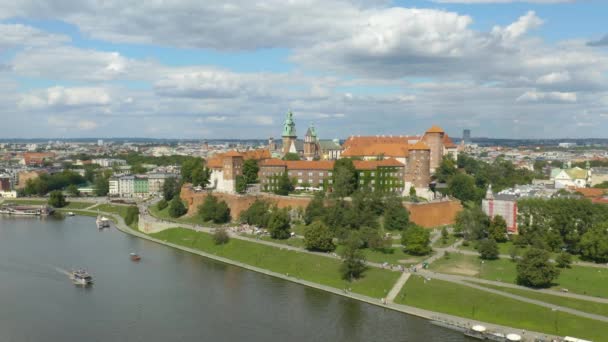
[{"x1": 181, "y1": 186, "x2": 461, "y2": 228}]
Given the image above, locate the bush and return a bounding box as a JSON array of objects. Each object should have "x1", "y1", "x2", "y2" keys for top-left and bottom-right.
[
  {"x1": 213, "y1": 228, "x2": 230, "y2": 245},
  {"x1": 478, "y1": 238, "x2": 499, "y2": 260},
  {"x1": 304, "y1": 221, "x2": 335, "y2": 252},
  {"x1": 401, "y1": 225, "x2": 431, "y2": 255},
  {"x1": 168, "y1": 198, "x2": 187, "y2": 218},
  {"x1": 267, "y1": 208, "x2": 291, "y2": 239},
  {"x1": 339, "y1": 235, "x2": 367, "y2": 281},
  {"x1": 198, "y1": 195, "x2": 231, "y2": 224},
  {"x1": 239, "y1": 199, "x2": 270, "y2": 227},
  {"x1": 157, "y1": 199, "x2": 168, "y2": 211}
]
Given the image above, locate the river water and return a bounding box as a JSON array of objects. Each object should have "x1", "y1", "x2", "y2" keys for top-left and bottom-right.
[{"x1": 0, "y1": 216, "x2": 467, "y2": 341}]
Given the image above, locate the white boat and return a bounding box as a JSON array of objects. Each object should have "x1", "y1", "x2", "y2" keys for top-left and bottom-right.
[
  {"x1": 70, "y1": 269, "x2": 93, "y2": 286},
  {"x1": 96, "y1": 215, "x2": 110, "y2": 229},
  {"x1": 67, "y1": 212, "x2": 75, "y2": 216}
]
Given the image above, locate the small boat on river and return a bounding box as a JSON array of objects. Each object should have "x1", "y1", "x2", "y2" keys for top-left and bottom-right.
[
  {"x1": 130, "y1": 253, "x2": 141, "y2": 261},
  {"x1": 70, "y1": 269, "x2": 93, "y2": 286},
  {"x1": 96, "y1": 215, "x2": 110, "y2": 229}
]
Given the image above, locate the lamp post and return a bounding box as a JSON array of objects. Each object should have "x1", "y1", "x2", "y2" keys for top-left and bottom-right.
[{"x1": 552, "y1": 308, "x2": 559, "y2": 334}]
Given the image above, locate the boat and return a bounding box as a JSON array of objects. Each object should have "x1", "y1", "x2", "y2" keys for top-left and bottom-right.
[
  {"x1": 96, "y1": 215, "x2": 110, "y2": 229},
  {"x1": 67, "y1": 212, "x2": 75, "y2": 216},
  {"x1": 70, "y1": 269, "x2": 93, "y2": 286},
  {"x1": 130, "y1": 253, "x2": 141, "y2": 261}
]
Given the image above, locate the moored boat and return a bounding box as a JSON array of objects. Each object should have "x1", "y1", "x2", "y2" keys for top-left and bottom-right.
[
  {"x1": 70, "y1": 269, "x2": 93, "y2": 286},
  {"x1": 130, "y1": 253, "x2": 141, "y2": 261},
  {"x1": 96, "y1": 215, "x2": 110, "y2": 229}
]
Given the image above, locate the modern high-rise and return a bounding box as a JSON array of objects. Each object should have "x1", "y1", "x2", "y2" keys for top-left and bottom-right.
[{"x1": 463, "y1": 129, "x2": 471, "y2": 144}]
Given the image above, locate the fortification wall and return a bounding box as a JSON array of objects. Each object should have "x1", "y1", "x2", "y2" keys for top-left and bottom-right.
[{"x1": 181, "y1": 186, "x2": 461, "y2": 228}]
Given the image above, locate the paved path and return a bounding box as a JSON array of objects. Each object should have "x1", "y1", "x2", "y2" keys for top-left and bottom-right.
[{"x1": 386, "y1": 272, "x2": 411, "y2": 303}]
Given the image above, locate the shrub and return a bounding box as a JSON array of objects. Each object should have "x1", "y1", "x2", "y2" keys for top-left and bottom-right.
[
  {"x1": 157, "y1": 199, "x2": 168, "y2": 211},
  {"x1": 213, "y1": 228, "x2": 230, "y2": 245}
]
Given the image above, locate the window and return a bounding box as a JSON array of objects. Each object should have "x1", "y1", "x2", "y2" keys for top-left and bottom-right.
[
  {"x1": 360, "y1": 172, "x2": 364, "y2": 177},
  {"x1": 371, "y1": 172, "x2": 375, "y2": 176},
  {"x1": 319, "y1": 172, "x2": 324, "y2": 177},
  {"x1": 308, "y1": 172, "x2": 313, "y2": 176},
  {"x1": 328, "y1": 180, "x2": 333, "y2": 184},
  {"x1": 371, "y1": 180, "x2": 375, "y2": 184},
  {"x1": 298, "y1": 172, "x2": 302, "y2": 176},
  {"x1": 298, "y1": 179, "x2": 303, "y2": 184},
  {"x1": 360, "y1": 180, "x2": 364, "y2": 184},
  {"x1": 328, "y1": 172, "x2": 332, "y2": 176}
]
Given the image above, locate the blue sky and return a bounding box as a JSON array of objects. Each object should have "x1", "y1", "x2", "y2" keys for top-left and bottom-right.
[{"x1": 0, "y1": 0, "x2": 607, "y2": 139}]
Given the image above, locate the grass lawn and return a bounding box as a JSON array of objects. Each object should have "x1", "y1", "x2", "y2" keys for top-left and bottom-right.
[
  {"x1": 241, "y1": 233, "x2": 306, "y2": 248},
  {"x1": 57, "y1": 209, "x2": 98, "y2": 218},
  {"x1": 149, "y1": 203, "x2": 227, "y2": 228},
  {"x1": 150, "y1": 228, "x2": 400, "y2": 298},
  {"x1": 91, "y1": 203, "x2": 133, "y2": 219},
  {"x1": 430, "y1": 253, "x2": 608, "y2": 298},
  {"x1": 335, "y1": 244, "x2": 428, "y2": 266},
  {"x1": 291, "y1": 223, "x2": 308, "y2": 236},
  {"x1": 64, "y1": 201, "x2": 96, "y2": 209},
  {"x1": 3, "y1": 199, "x2": 47, "y2": 205},
  {"x1": 396, "y1": 275, "x2": 608, "y2": 341},
  {"x1": 471, "y1": 282, "x2": 608, "y2": 317}
]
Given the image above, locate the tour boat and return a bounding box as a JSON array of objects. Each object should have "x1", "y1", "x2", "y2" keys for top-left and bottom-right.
[
  {"x1": 70, "y1": 269, "x2": 93, "y2": 286},
  {"x1": 96, "y1": 215, "x2": 110, "y2": 229},
  {"x1": 130, "y1": 253, "x2": 141, "y2": 261},
  {"x1": 67, "y1": 212, "x2": 75, "y2": 216}
]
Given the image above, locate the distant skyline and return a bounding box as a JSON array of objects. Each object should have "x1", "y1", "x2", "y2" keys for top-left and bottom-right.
[{"x1": 0, "y1": 0, "x2": 607, "y2": 139}]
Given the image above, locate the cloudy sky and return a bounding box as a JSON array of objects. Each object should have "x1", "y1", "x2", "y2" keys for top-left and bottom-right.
[{"x1": 0, "y1": 0, "x2": 607, "y2": 139}]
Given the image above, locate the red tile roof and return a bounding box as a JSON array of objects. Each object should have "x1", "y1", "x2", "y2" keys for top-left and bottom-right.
[
  {"x1": 206, "y1": 149, "x2": 271, "y2": 169},
  {"x1": 426, "y1": 125, "x2": 445, "y2": 134},
  {"x1": 409, "y1": 141, "x2": 430, "y2": 150},
  {"x1": 443, "y1": 134, "x2": 457, "y2": 148},
  {"x1": 342, "y1": 143, "x2": 410, "y2": 158}
]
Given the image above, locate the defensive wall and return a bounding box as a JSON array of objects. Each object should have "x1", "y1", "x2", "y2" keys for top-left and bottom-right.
[{"x1": 181, "y1": 186, "x2": 462, "y2": 228}]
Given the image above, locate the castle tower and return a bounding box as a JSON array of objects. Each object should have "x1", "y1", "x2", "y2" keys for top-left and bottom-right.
[
  {"x1": 281, "y1": 111, "x2": 297, "y2": 155},
  {"x1": 222, "y1": 151, "x2": 244, "y2": 193},
  {"x1": 303, "y1": 124, "x2": 318, "y2": 160},
  {"x1": 268, "y1": 137, "x2": 276, "y2": 152},
  {"x1": 406, "y1": 141, "x2": 431, "y2": 189},
  {"x1": 422, "y1": 125, "x2": 445, "y2": 173}
]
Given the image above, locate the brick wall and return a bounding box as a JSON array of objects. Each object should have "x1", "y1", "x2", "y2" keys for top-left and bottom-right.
[{"x1": 181, "y1": 186, "x2": 462, "y2": 228}]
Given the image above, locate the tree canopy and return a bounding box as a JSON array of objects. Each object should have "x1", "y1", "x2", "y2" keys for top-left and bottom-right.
[
  {"x1": 48, "y1": 190, "x2": 66, "y2": 208},
  {"x1": 401, "y1": 225, "x2": 432, "y2": 255},
  {"x1": 267, "y1": 208, "x2": 291, "y2": 239},
  {"x1": 516, "y1": 248, "x2": 560, "y2": 288},
  {"x1": 304, "y1": 221, "x2": 335, "y2": 252},
  {"x1": 168, "y1": 198, "x2": 187, "y2": 218},
  {"x1": 332, "y1": 158, "x2": 357, "y2": 198}
]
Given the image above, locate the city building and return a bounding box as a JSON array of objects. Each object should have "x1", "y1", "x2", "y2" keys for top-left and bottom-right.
[
  {"x1": 22, "y1": 152, "x2": 56, "y2": 166},
  {"x1": 482, "y1": 185, "x2": 518, "y2": 234},
  {"x1": 550, "y1": 166, "x2": 589, "y2": 189},
  {"x1": 589, "y1": 167, "x2": 608, "y2": 187},
  {"x1": 463, "y1": 129, "x2": 471, "y2": 144},
  {"x1": 109, "y1": 173, "x2": 176, "y2": 197},
  {"x1": 0, "y1": 174, "x2": 11, "y2": 191},
  {"x1": 91, "y1": 158, "x2": 127, "y2": 167}
]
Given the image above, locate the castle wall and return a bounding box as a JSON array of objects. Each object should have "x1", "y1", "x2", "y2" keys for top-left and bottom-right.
[{"x1": 181, "y1": 186, "x2": 462, "y2": 228}]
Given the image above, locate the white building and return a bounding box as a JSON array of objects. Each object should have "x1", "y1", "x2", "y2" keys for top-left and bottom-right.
[
  {"x1": 550, "y1": 167, "x2": 589, "y2": 189},
  {"x1": 148, "y1": 173, "x2": 177, "y2": 195},
  {"x1": 118, "y1": 176, "x2": 135, "y2": 197},
  {"x1": 109, "y1": 177, "x2": 120, "y2": 196},
  {"x1": 92, "y1": 158, "x2": 127, "y2": 168}
]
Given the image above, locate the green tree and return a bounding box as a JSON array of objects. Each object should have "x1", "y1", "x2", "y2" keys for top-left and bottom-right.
[
  {"x1": 235, "y1": 175, "x2": 248, "y2": 194},
  {"x1": 401, "y1": 225, "x2": 432, "y2": 255},
  {"x1": 48, "y1": 190, "x2": 66, "y2": 208},
  {"x1": 239, "y1": 199, "x2": 271, "y2": 227},
  {"x1": 124, "y1": 206, "x2": 140, "y2": 226},
  {"x1": 578, "y1": 223, "x2": 608, "y2": 263},
  {"x1": 488, "y1": 215, "x2": 508, "y2": 243},
  {"x1": 199, "y1": 195, "x2": 219, "y2": 222},
  {"x1": 516, "y1": 248, "x2": 560, "y2": 288},
  {"x1": 213, "y1": 228, "x2": 230, "y2": 245},
  {"x1": 556, "y1": 252, "x2": 572, "y2": 268},
  {"x1": 332, "y1": 158, "x2": 357, "y2": 198},
  {"x1": 274, "y1": 171, "x2": 294, "y2": 196},
  {"x1": 168, "y1": 198, "x2": 187, "y2": 218},
  {"x1": 131, "y1": 164, "x2": 147, "y2": 174},
  {"x1": 191, "y1": 167, "x2": 211, "y2": 188},
  {"x1": 478, "y1": 238, "x2": 499, "y2": 260},
  {"x1": 181, "y1": 158, "x2": 205, "y2": 183},
  {"x1": 157, "y1": 199, "x2": 168, "y2": 210},
  {"x1": 448, "y1": 173, "x2": 481, "y2": 203},
  {"x1": 409, "y1": 186, "x2": 417, "y2": 201},
  {"x1": 304, "y1": 191, "x2": 326, "y2": 225},
  {"x1": 66, "y1": 184, "x2": 80, "y2": 197},
  {"x1": 213, "y1": 200, "x2": 231, "y2": 224},
  {"x1": 441, "y1": 226, "x2": 449, "y2": 244},
  {"x1": 282, "y1": 153, "x2": 300, "y2": 161},
  {"x1": 339, "y1": 235, "x2": 367, "y2": 281},
  {"x1": 435, "y1": 156, "x2": 458, "y2": 183},
  {"x1": 304, "y1": 221, "x2": 335, "y2": 252},
  {"x1": 267, "y1": 208, "x2": 291, "y2": 239},
  {"x1": 359, "y1": 226, "x2": 389, "y2": 250},
  {"x1": 383, "y1": 197, "x2": 409, "y2": 230},
  {"x1": 242, "y1": 159, "x2": 259, "y2": 184},
  {"x1": 162, "y1": 177, "x2": 179, "y2": 201},
  {"x1": 454, "y1": 203, "x2": 490, "y2": 240},
  {"x1": 94, "y1": 173, "x2": 110, "y2": 196}
]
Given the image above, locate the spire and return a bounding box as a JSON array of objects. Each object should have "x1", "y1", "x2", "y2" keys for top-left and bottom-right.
[
  {"x1": 282, "y1": 110, "x2": 297, "y2": 137},
  {"x1": 485, "y1": 184, "x2": 494, "y2": 200}
]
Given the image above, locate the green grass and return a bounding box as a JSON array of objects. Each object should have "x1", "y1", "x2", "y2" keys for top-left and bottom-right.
[
  {"x1": 430, "y1": 253, "x2": 608, "y2": 298},
  {"x1": 241, "y1": 234, "x2": 306, "y2": 248},
  {"x1": 471, "y1": 282, "x2": 608, "y2": 317},
  {"x1": 91, "y1": 204, "x2": 133, "y2": 218},
  {"x1": 150, "y1": 228, "x2": 400, "y2": 298},
  {"x1": 149, "y1": 203, "x2": 227, "y2": 228},
  {"x1": 63, "y1": 201, "x2": 96, "y2": 209},
  {"x1": 3, "y1": 199, "x2": 47, "y2": 205},
  {"x1": 396, "y1": 275, "x2": 608, "y2": 341},
  {"x1": 335, "y1": 245, "x2": 428, "y2": 266},
  {"x1": 57, "y1": 209, "x2": 98, "y2": 218}
]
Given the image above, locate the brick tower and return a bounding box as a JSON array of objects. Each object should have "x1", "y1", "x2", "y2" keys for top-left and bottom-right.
[
  {"x1": 422, "y1": 125, "x2": 445, "y2": 173},
  {"x1": 406, "y1": 141, "x2": 431, "y2": 189},
  {"x1": 303, "y1": 124, "x2": 319, "y2": 160}
]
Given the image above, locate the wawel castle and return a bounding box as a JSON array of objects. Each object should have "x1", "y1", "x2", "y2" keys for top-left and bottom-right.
[{"x1": 205, "y1": 111, "x2": 458, "y2": 199}]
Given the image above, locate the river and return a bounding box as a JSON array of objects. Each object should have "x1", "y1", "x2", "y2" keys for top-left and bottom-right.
[{"x1": 0, "y1": 216, "x2": 468, "y2": 341}]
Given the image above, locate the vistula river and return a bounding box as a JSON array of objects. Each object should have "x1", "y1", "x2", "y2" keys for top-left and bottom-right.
[{"x1": 0, "y1": 215, "x2": 469, "y2": 341}]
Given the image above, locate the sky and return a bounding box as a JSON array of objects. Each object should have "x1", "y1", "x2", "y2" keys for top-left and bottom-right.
[{"x1": 0, "y1": 0, "x2": 607, "y2": 139}]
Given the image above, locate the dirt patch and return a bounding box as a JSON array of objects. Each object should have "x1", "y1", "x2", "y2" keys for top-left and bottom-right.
[{"x1": 441, "y1": 265, "x2": 479, "y2": 277}]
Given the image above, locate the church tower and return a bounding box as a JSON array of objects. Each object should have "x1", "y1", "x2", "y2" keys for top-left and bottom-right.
[
  {"x1": 304, "y1": 124, "x2": 319, "y2": 160},
  {"x1": 282, "y1": 111, "x2": 297, "y2": 155}
]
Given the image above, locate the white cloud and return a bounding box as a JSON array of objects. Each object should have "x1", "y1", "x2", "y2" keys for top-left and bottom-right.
[
  {"x1": 432, "y1": 0, "x2": 575, "y2": 3},
  {"x1": 516, "y1": 90, "x2": 577, "y2": 103},
  {"x1": 20, "y1": 86, "x2": 112, "y2": 109},
  {"x1": 536, "y1": 71, "x2": 571, "y2": 85},
  {"x1": 0, "y1": 23, "x2": 68, "y2": 49}
]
